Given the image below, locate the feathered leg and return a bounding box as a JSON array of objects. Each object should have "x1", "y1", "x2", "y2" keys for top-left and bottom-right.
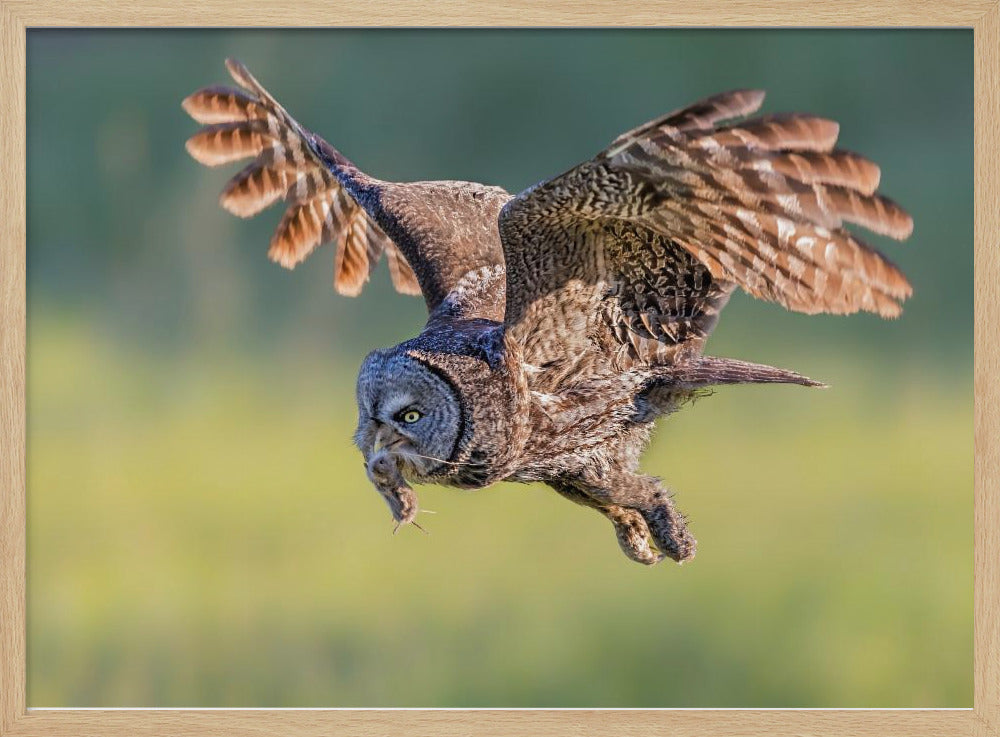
[
  {"x1": 547, "y1": 482, "x2": 664, "y2": 566},
  {"x1": 572, "y1": 472, "x2": 697, "y2": 564}
]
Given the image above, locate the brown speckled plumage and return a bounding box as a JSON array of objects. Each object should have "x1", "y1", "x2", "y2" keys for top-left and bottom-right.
[{"x1": 184, "y1": 60, "x2": 913, "y2": 565}]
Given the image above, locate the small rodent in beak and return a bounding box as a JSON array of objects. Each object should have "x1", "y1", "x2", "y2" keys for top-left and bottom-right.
[{"x1": 366, "y1": 450, "x2": 419, "y2": 528}]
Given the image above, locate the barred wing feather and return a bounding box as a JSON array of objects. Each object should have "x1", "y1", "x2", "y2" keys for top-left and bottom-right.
[
  {"x1": 499, "y1": 89, "x2": 912, "y2": 374},
  {"x1": 182, "y1": 59, "x2": 421, "y2": 297}
]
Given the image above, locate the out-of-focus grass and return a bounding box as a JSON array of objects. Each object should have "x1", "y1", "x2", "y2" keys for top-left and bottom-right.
[{"x1": 27, "y1": 315, "x2": 971, "y2": 707}]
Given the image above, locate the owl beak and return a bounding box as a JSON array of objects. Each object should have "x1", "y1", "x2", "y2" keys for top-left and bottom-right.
[{"x1": 372, "y1": 424, "x2": 402, "y2": 455}]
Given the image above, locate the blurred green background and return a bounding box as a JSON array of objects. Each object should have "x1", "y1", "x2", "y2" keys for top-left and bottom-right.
[{"x1": 26, "y1": 29, "x2": 971, "y2": 707}]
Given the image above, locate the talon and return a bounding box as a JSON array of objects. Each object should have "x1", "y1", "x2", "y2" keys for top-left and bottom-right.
[
  {"x1": 642, "y1": 503, "x2": 696, "y2": 563},
  {"x1": 608, "y1": 507, "x2": 663, "y2": 565}
]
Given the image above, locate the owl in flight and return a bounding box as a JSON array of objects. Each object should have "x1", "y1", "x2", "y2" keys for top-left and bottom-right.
[{"x1": 184, "y1": 60, "x2": 912, "y2": 565}]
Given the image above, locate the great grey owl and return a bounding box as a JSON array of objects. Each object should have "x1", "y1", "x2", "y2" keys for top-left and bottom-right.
[{"x1": 183, "y1": 60, "x2": 912, "y2": 565}]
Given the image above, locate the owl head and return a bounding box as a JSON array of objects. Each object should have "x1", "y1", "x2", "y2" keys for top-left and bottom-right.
[
  {"x1": 354, "y1": 347, "x2": 465, "y2": 485},
  {"x1": 354, "y1": 330, "x2": 527, "y2": 490}
]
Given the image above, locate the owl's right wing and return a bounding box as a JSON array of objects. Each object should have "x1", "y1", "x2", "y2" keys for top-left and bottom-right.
[
  {"x1": 183, "y1": 59, "x2": 421, "y2": 299},
  {"x1": 498, "y1": 89, "x2": 913, "y2": 380}
]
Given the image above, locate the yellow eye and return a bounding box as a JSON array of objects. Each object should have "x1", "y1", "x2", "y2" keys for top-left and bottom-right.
[{"x1": 401, "y1": 410, "x2": 422, "y2": 424}]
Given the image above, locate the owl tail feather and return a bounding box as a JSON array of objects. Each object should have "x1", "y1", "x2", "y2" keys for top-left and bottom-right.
[{"x1": 666, "y1": 356, "x2": 827, "y2": 389}]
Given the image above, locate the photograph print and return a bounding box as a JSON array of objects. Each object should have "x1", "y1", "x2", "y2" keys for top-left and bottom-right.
[{"x1": 27, "y1": 28, "x2": 971, "y2": 707}]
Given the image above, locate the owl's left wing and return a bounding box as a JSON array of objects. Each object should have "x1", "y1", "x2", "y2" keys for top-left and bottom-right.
[
  {"x1": 183, "y1": 59, "x2": 421, "y2": 298},
  {"x1": 498, "y1": 90, "x2": 913, "y2": 377}
]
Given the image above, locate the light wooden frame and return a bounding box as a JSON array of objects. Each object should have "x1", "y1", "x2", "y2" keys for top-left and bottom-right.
[{"x1": 1, "y1": 3, "x2": 996, "y2": 736}]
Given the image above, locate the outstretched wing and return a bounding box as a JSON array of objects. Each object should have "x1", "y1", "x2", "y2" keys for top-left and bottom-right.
[
  {"x1": 183, "y1": 59, "x2": 421, "y2": 298},
  {"x1": 498, "y1": 89, "x2": 912, "y2": 378}
]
